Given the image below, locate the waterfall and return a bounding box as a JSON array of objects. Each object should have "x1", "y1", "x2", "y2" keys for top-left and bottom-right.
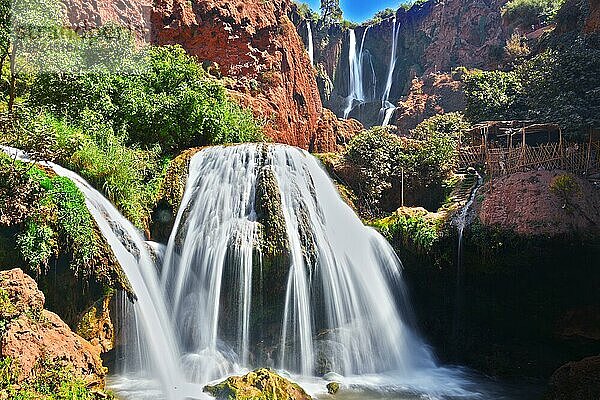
[
  {"x1": 380, "y1": 16, "x2": 401, "y2": 125},
  {"x1": 5, "y1": 144, "x2": 521, "y2": 399},
  {"x1": 307, "y1": 21, "x2": 314, "y2": 65},
  {"x1": 161, "y1": 144, "x2": 435, "y2": 380},
  {"x1": 381, "y1": 17, "x2": 400, "y2": 105},
  {"x1": 343, "y1": 27, "x2": 370, "y2": 119},
  {"x1": 1, "y1": 146, "x2": 202, "y2": 400},
  {"x1": 452, "y1": 171, "x2": 484, "y2": 345}
]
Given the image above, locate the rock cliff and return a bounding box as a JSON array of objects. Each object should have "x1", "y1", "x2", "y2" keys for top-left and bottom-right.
[
  {"x1": 63, "y1": 0, "x2": 360, "y2": 151},
  {"x1": 293, "y1": 0, "x2": 509, "y2": 127}
]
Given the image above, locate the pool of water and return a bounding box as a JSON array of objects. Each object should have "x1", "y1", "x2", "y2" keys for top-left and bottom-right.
[{"x1": 107, "y1": 365, "x2": 543, "y2": 400}]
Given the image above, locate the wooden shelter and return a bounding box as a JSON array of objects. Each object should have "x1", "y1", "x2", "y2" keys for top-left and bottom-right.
[{"x1": 459, "y1": 121, "x2": 600, "y2": 177}]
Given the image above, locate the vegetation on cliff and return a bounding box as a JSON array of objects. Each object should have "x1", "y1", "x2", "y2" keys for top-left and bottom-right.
[
  {"x1": 463, "y1": 33, "x2": 599, "y2": 136},
  {"x1": 0, "y1": 3, "x2": 265, "y2": 230},
  {"x1": 341, "y1": 113, "x2": 470, "y2": 215}
]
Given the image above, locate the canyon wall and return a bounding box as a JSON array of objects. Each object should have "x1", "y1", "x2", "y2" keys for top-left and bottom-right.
[
  {"x1": 63, "y1": 0, "x2": 360, "y2": 151},
  {"x1": 293, "y1": 0, "x2": 509, "y2": 128}
]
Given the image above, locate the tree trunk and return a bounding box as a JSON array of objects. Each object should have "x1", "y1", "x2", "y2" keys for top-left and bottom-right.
[{"x1": 7, "y1": 43, "x2": 16, "y2": 114}]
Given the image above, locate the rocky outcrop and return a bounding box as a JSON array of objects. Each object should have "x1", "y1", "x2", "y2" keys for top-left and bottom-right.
[
  {"x1": 204, "y1": 368, "x2": 312, "y2": 400},
  {"x1": 585, "y1": 0, "x2": 600, "y2": 33},
  {"x1": 64, "y1": 0, "x2": 355, "y2": 150},
  {"x1": 478, "y1": 171, "x2": 600, "y2": 238},
  {"x1": 0, "y1": 268, "x2": 106, "y2": 387},
  {"x1": 544, "y1": 356, "x2": 600, "y2": 400},
  {"x1": 293, "y1": 0, "x2": 509, "y2": 126},
  {"x1": 312, "y1": 109, "x2": 363, "y2": 153},
  {"x1": 395, "y1": 72, "x2": 466, "y2": 134}
]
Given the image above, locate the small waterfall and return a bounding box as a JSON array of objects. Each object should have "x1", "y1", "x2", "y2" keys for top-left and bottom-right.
[
  {"x1": 343, "y1": 27, "x2": 370, "y2": 118},
  {"x1": 380, "y1": 16, "x2": 401, "y2": 125},
  {"x1": 307, "y1": 21, "x2": 314, "y2": 65},
  {"x1": 452, "y1": 171, "x2": 484, "y2": 345},
  {"x1": 1, "y1": 146, "x2": 201, "y2": 400}
]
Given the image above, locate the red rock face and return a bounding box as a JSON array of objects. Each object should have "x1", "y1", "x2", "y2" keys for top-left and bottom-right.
[
  {"x1": 395, "y1": 73, "x2": 466, "y2": 135},
  {"x1": 64, "y1": 0, "x2": 347, "y2": 150},
  {"x1": 478, "y1": 171, "x2": 600, "y2": 238},
  {"x1": 0, "y1": 269, "x2": 105, "y2": 386},
  {"x1": 585, "y1": 0, "x2": 600, "y2": 34}
]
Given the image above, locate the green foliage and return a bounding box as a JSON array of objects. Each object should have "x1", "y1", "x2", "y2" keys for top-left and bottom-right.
[
  {"x1": 345, "y1": 117, "x2": 467, "y2": 214},
  {"x1": 16, "y1": 221, "x2": 57, "y2": 276},
  {"x1": 400, "y1": 0, "x2": 428, "y2": 11},
  {"x1": 67, "y1": 112, "x2": 164, "y2": 229},
  {"x1": 30, "y1": 44, "x2": 264, "y2": 154},
  {"x1": 0, "y1": 356, "x2": 110, "y2": 400},
  {"x1": 365, "y1": 8, "x2": 396, "y2": 25},
  {"x1": 294, "y1": 2, "x2": 319, "y2": 21},
  {"x1": 549, "y1": 173, "x2": 580, "y2": 207},
  {"x1": 463, "y1": 37, "x2": 599, "y2": 136},
  {"x1": 463, "y1": 69, "x2": 525, "y2": 122},
  {"x1": 502, "y1": 0, "x2": 566, "y2": 27},
  {"x1": 371, "y1": 212, "x2": 440, "y2": 254}
]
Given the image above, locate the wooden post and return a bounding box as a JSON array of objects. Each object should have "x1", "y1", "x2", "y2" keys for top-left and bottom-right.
[
  {"x1": 559, "y1": 127, "x2": 564, "y2": 170},
  {"x1": 401, "y1": 167, "x2": 404, "y2": 208}
]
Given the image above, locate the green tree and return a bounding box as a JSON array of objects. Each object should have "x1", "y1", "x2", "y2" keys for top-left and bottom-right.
[{"x1": 320, "y1": 0, "x2": 343, "y2": 25}]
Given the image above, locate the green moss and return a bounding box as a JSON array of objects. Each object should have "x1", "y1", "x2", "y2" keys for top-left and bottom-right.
[
  {"x1": 204, "y1": 368, "x2": 311, "y2": 400},
  {"x1": 371, "y1": 209, "x2": 442, "y2": 255},
  {"x1": 326, "y1": 382, "x2": 340, "y2": 395}
]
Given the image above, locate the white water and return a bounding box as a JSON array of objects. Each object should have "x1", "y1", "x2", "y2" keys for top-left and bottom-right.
[
  {"x1": 1, "y1": 146, "x2": 202, "y2": 400},
  {"x1": 380, "y1": 16, "x2": 401, "y2": 126},
  {"x1": 307, "y1": 21, "x2": 314, "y2": 65},
  {"x1": 343, "y1": 27, "x2": 370, "y2": 118},
  {"x1": 1, "y1": 145, "x2": 528, "y2": 400},
  {"x1": 452, "y1": 171, "x2": 484, "y2": 342}
]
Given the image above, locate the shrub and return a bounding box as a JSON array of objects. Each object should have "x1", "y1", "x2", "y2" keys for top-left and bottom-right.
[
  {"x1": 31, "y1": 44, "x2": 264, "y2": 154},
  {"x1": 463, "y1": 69, "x2": 525, "y2": 122},
  {"x1": 550, "y1": 174, "x2": 580, "y2": 208},
  {"x1": 345, "y1": 116, "x2": 467, "y2": 214},
  {"x1": 502, "y1": 0, "x2": 566, "y2": 27}
]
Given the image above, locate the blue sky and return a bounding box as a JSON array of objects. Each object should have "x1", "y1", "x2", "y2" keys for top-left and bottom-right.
[{"x1": 302, "y1": 0, "x2": 407, "y2": 23}]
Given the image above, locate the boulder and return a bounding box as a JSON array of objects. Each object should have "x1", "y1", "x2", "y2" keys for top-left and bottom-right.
[
  {"x1": 544, "y1": 356, "x2": 600, "y2": 400},
  {"x1": 0, "y1": 268, "x2": 106, "y2": 388},
  {"x1": 204, "y1": 368, "x2": 312, "y2": 400}
]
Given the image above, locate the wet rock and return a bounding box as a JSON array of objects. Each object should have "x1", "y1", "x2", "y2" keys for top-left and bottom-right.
[
  {"x1": 203, "y1": 368, "x2": 313, "y2": 400},
  {"x1": 0, "y1": 268, "x2": 106, "y2": 388},
  {"x1": 326, "y1": 382, "x2": 340, "y2": 395},
  {"x1": 544, "y1": 356, "x2": 600, "y2": 400}
]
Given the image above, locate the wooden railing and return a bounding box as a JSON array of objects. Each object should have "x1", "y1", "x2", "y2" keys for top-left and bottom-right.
[{"x1": 459, "y1": 140, "x2": 600, "y2": 176}]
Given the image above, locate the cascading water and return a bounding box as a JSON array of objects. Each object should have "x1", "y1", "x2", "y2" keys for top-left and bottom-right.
[
  {"x1": 380, "y1": 16, "x2": 401, "y2": 126},
  {"x1": 452, "y1": 171, "x2": 484, "y2": 344},
  {"x1": 2, "y1": 145, "x2": 533, "y2": 399},
  {"x1": 162, "y1": 144, "x2": 435, "y2": 380},
  {"x1": 343, "y1": 27, "x2": 370, "y2": 118},
  {"x1": 1, "y1": 146, "x2": 202, "y2": 400},
  {"x1": 307, "y1": 21, "x2": 314, "y2": 65}
]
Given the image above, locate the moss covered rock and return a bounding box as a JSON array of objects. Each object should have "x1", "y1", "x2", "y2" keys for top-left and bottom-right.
[
  {"x1": 326, "y1": 382, "x2": 340, "y2": 395},
  {"x1": 203, "y1": 368, "x2": 312, "y2": 400}
]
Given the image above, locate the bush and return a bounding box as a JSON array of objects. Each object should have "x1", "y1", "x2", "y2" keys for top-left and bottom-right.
[
  {"x1": 464, "y1": 37, "x2": 600, "y2": 136},
  {"x1": 31, "y1": 44, "x2": 264, "y2": 154},
  {"x1": 463, "y1": 69, "x2": 525, "y2": 122},
  {"x1": 550, "y1": 174, "x2": 580, "y2": 208},
  {"x1": 345, "y1": 116, "x2": 467, "y2": 214},
  {"x1": 502, "y1": 0, "x2": 566, "y2": 27}
]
